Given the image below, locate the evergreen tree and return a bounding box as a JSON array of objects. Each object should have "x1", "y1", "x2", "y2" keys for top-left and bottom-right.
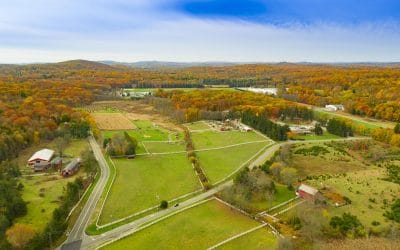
[
  {"x1": 394, "y1": 123, "x2": 400, "y2": 134},
  {"x1": 314, "y1": 123, "x2": 323, "y2": 135}
]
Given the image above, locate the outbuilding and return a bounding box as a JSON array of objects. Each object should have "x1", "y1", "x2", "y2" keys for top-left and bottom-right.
[
  {"x1": 61, "y1": 158, "x2": 80, "y2": 177},
  {"x1": 325, "y1": 104, "x2": 345, "y2": 112},
  {"x1": 28, "y1": 149, "x2": 55, "y2": 168},
  {"x1": 296, "y1": 184, "x2": 321, "y2": 202}
]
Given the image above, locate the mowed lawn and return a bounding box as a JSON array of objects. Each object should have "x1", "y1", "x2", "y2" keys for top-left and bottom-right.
[
  {"x1": 217, "y1": 227, "x2": 277, "y2": 250},
  {"x1": 197, "y1": 141, "x2": 270, "y2": 184},
  {"x1": 102, "y1": 199, "x2": 268, "y2": 250},
  {"x1": 185, "y1": 121, "x2": 211, "y2": 131},
  {"x1": 142, "y1": 141, "x2": 186, "y2": 154},
  {"x1": 99, "y1": 154, "x2": 201, "y2": 224},
  {"x1": 293, "y1": 132, "x2": 340, "y2": 141},
  {"x1": 192, "y1": 130, "x2": 268, "y2": 150}
]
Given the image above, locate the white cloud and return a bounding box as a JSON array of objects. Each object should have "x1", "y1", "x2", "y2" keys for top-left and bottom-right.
[{"x1": 0, "y1": 1, "x2": 399, "y2": 63}]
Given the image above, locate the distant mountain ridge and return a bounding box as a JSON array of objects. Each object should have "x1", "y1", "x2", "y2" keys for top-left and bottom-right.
[{"x1": 99, "y1": 60, "x2": 238, "y2": 68}]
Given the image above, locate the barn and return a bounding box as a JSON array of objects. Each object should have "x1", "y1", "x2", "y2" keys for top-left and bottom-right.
[
  {"x1": 61, "y1": 158, "x2": 81, "y2": 177},
  {"x1": 296, "y1": 184, "x2": 321, "y2": 201},
  {"x1": 28, "y1": 149, "x2": 55, "y2": 170}
]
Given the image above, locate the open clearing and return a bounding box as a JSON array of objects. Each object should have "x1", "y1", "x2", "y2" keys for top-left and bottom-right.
[
  {"x1": 102, "y1": 120, "x2": 182, "y2": 143},
  {"x1": 293, "y1": 132, "x2": 340, "y2": 141},
  {"x1": 142, "y1": 141, "x2": 186, "y2": 153},
  {"x1": 15, "y1": 139, "x2": 89, "y2": 231},
  {"x1": 288, "y1": 142, "x2": 368, "y2": 177},
  {"x1": 102, "y1": 199, "x2": 275, "y2": 250},
  {"x1": 92, "y1": 113, "x2": 136, "y2": 130},
  {"x1": 217, "y1": 226, "x2": 277, "y2": 250},
  {"x1": 197, "y1": 141, "x2": 271, "y2": 184},
  {"x1": 98, "y1": 154, "x2": 201, "y2": 225},
  {"x1": 184, "y1": 121, "x2": 211, "y2": 131},
  {"x1": 307, "y1": 168, "x2": 400, "y2": 232},
  {"x1": 192, "y1": 130, "x2": 268, "y2": 150}
]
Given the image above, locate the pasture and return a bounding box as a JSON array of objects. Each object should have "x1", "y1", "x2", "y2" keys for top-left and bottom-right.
[
  {"x1": 184, "y1": 121, "x2": 211, "y2": 131},
  {"x1": 307, "y1": 168, "x2": 400, "y2": 232},
  {"x1": 92, "y1": 113, "x2": 136, "y2": 130},
  {"x1": 101, "y1": 199, "x2": 274, "y2": 250},
  {"x1": 98, "y1": 154, "x2": 201, "y2": 225},
  {"x1": 217, "y1": 226, "x2": 277, "y2": 250},
  {"x1": 15, "y1": 139, "x2": 88, "y2": 231},
  {"x1": 197, "y1": 141, "x2": 271, "y2": 184},
  {"x1": 192, "y1": 130, "x2": 268, "y2": 150},
  {"x1": 293, "y1": 132, "x2": 340, "y2": 141}
]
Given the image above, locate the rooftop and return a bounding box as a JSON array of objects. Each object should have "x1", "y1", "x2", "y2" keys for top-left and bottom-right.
[
  {"x1": 28, "y1": 149, "x2": 55, "y2": 162},
  {"x1": 298, "y1": 184, "x2": 319, "y2": 195}
]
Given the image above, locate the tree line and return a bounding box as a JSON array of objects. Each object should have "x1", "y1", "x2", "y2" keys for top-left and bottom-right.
[{"x1": 241, "y1": 111, "x2": 290, "y2": 141}]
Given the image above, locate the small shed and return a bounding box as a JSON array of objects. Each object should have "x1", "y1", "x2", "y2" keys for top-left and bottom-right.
[
  {"x1": 61, "y1": 158, "x2": 80, "y2": 177},
  {"x1": 28, "y1": 149, "x2": 55, "y2": 168},
  {"x1": 296, "y1": 184, "x2": 321, "y2": 201}
]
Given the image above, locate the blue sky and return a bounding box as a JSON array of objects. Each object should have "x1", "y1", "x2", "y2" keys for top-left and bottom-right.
[{"x1": 0, "y1": 0, "x2": 399, "y2": 63}]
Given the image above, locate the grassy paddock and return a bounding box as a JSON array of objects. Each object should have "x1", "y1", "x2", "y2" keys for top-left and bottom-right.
[
  {"x1": 184, "y1": 121, "x2": 211, "y2": 131},
  {"x1": 217, "y1": 226, "x2": 277, "y2": 250},
  {"x1": 192, "y1": 130, "x2": 268, "y2": 150},
  {"x1": 98, "y1": 154, "x2": 200, "y2": 225},
  {"x1": 101, "y1": 199, "x2": 271, "y2": 250},
  {"x1": 141, "y1": 141, "x2": 186, "y2": 153},
  {"x1": 197, "y1": 141, "x2": 270, "y2": 184}
]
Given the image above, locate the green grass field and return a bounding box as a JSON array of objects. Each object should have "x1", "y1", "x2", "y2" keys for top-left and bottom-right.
[
  {"x1": 15, "y1": 139, "x2": 88, "y2": 231},
  {"x1": 307, "y1": 168, "x2": 400, "y2": 232},
  {"x1": 217, "y1": 226, "x2": 277, "y2": 250},
  {"x1": 142, "y1": 141, "x2": 186, "y2": 153},
  {"x1": 293, "y1": 132, "x2": 340, "y2": 141},
  {"x1": 102, "y1": 120, "x2": 183, "y2": 143},
  {"x1": 184, "y1": 121, "x2": 211, "y2": 131},
  {"x1": 245, "y1": 184, "x2": 296, "y2": 212},
  {"x1": 197, "y1": 142, "x2": 270, "y2": 184},
  {"x1": 192, "y1": 130, "x2": 268, "y2": 150},
  {"x1": 16, "y1": 173, "x2": 84, "y2": 231},
  {"x1": 99, "y1": 154, "x2": 201, "y2": 224},
  {"x1": 102, "y1": 199, "x2": 271, "y2": 250}
]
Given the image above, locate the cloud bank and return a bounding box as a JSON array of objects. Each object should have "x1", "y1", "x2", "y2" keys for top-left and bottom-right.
[{"x1": 0, "y1": 0, "x2": 399, "y2": 63}]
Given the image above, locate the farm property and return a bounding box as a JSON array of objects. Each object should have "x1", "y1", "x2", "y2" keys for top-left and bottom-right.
[
  {"x1": 15, "y1": 139, "x2": 89, "y2": 231},
  {"x1": 197, "y1": 141, "x2": 271, "y2": 184},
  {"x1": 98, "y1": 153, "x2": 201, "y2": 225},
  {"x1": 101, "y1": 199, "x2": 276, "y2": 250},
  {"x1": 92, "y1": 113, "x2": 136, "y2": 130}
]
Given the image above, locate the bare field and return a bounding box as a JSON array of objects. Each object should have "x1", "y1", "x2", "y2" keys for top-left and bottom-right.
[
  {"x1": 92, "y1": 113, "x2": 136, "y2": 130},
  {"x1": 86, "y1": 101, "x2": 182, "y2": 131}
]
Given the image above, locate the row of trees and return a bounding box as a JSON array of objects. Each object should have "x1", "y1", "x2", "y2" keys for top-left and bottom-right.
[
  {"x1": 0, "y1": 162, "x2": 27, "y2": 249},
  {"x1": 326, "y1": 118, "x2": 354, "y2": 137},
  {"x1": 241, "y1": 111, "x2": 290, "y2": 141}
]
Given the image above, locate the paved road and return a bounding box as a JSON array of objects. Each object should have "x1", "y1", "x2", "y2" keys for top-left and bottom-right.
[
  {"x1": 81, "y1": 181, "x2": 234, "y2": 249},
  {"x1": 61, "y1": 135, "x2": 111, "y2": 249},
  {"x1": 62, "y1": 132, "x2": 370, "y2": 249}
]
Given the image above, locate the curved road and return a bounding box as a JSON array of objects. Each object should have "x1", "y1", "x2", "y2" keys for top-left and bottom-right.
[
  {"x1": 61, "y1": 133, "x2": 371, "y2": 249},
  {"x1": 61, "y1": 135, "x2": 110, "y2": 250}
]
